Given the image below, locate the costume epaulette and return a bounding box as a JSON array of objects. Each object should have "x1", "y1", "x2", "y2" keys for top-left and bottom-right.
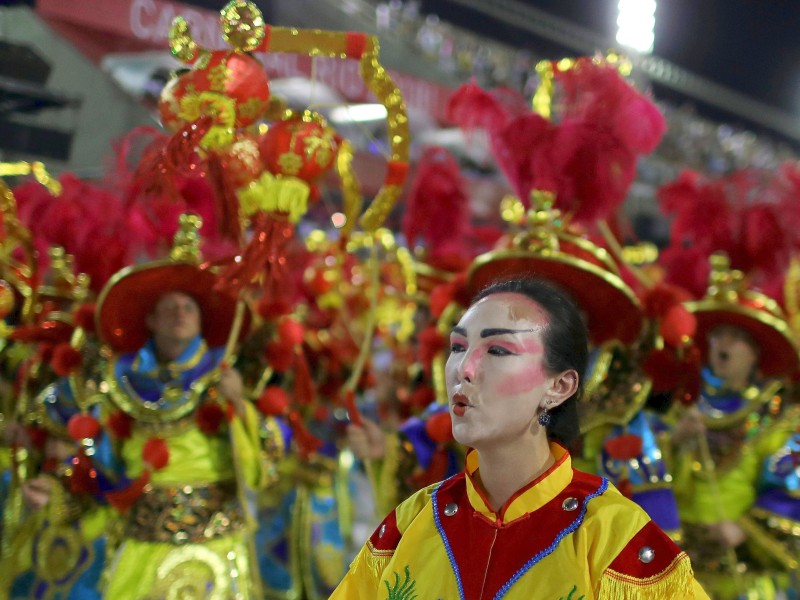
[{"x1": 598, "y1": 520, "x2": 695, "y2": 599}]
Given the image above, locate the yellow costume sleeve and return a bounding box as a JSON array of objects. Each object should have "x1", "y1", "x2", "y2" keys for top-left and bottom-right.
[
  {"x1": 229, "y1": 401, "x2": 264, "y2": 489},
  {"x1": 330, "y1": 484, "x2": 435, "y2": 599}
]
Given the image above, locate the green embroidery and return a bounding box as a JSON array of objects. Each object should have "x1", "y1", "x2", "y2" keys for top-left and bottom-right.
[
  {"x1": 559, "y1": 585, "x2": 585, "y2": 600},
  {"x1": 384, "y1": 565, "x2": 418, "y2": 600}
]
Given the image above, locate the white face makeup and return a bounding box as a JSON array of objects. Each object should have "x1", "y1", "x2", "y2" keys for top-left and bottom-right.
[{"x1": 445, "y1": 293, "x2": 556, "y2": 450}]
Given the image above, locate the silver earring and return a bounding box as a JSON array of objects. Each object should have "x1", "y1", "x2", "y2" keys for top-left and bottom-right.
[{"x1": 538, "y1": 409, "x2": 551, "y2": 427}]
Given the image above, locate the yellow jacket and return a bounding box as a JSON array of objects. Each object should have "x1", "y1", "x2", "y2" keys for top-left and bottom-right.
[{"x1": 333, "y1": 444, "x2": 709, "y2": 599}]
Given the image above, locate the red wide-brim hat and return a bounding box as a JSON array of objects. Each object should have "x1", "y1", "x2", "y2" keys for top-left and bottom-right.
[
  {"x1": 95, "y1": 261, "x2": 240, "y2": 354},
  {"x1": 467, "y1": 250, "x2": 643, "y2": 345},
  {"x1": 686, "y1": 299, "x2": 799, "y2": 378}
]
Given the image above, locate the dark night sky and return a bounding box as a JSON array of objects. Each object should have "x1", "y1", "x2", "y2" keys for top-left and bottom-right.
[{"x1": 422, "y1": 0, "x2": 800, "y2": 118}]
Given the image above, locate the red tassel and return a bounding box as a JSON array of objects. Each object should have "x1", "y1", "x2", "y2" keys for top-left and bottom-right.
[
  {"x1": 106, "y1": 471, "x2": 151, "y2": 514},
  {"x1": 293, "y1": 350, "x2": 316, "y2": 406},
  {"x1": 288, "y1": 410, "x2": 323, "y2": 460},
  {"x1": 214, "y1": 212, "x2": 295, "y2": 296},
  {"x1": 67, "y1": 451, "x2": 99, "y2": 496},
  {"x1": 343, "y1": 390, "x2": 362, "y2": 426}
]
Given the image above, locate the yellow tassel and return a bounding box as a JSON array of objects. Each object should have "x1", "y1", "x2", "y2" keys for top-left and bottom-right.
[
  {"x1": 237, "y1": 173, "x2": 310, "y2": 222},
  {"x1": 597, "y1": 553, "x2": 696, "y2": 599}
]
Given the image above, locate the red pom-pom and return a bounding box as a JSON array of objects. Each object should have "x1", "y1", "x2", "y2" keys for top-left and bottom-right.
[
  {"x1": 265, "y1": 341, "x2": 294, "y2": 372},
  {"x1": 196, "y1": 402, "x2": 225, "y2": 435},
  {"x1": 277, "y1": 319, "x2": 304, "y2": 346},
  {"x1": 257, "y1": 386, "x2": 290, "y2": 416},
  {"x1": 425, "y1": 411, "x2": 454, "y2": 444},
  {"x1": 73, "y1": 303, "x2": 97, "y2": 332},
  {"x1": 142, "y1": 437, "x2": 169, "y2": 471},
  {"x1": 659, "y1": 304, "x2": 697, "y2": 348},
  {"x1": 107, "y1": 410, "x2": 133, "y2": 439},
  {"x1": 67, "y1": 414, "x2": 101, "y2": 441},
  {"x1": 51, "y1": 343, "x2": 83, "y2": 377},
  {"x1": 604, "y1": 434, "x2": 643, "y2": 461}
]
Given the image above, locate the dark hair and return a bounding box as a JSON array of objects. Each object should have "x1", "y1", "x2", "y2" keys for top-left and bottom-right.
[{"x1": 473, "y1": 277, "x2": 589, "y2": 446}]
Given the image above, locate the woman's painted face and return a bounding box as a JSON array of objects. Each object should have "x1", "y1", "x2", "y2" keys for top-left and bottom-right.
[{"x1": 446, "y1": 292, "x2": 554, "y2": 449}]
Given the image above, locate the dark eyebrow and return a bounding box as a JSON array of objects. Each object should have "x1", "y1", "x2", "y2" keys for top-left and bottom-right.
[
  {"x1": 480, "y1": 328, "x2": 536, "y2": 338},
  {"x1": 452, "y1": 326, "x2": 467, "y2": 337}
]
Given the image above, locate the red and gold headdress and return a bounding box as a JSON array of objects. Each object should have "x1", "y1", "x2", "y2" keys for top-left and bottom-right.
[{"x1": 686, "y1": 253, "x2": 799, "y2": 378}]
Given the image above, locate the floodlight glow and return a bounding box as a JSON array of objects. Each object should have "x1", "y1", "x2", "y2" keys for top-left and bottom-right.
[
  {"x1": 329, "y1": 103, "x2": 388, "y2": 123},
  {"x1": 616, "y1": 0, "x2": 657, "y2": 54}
]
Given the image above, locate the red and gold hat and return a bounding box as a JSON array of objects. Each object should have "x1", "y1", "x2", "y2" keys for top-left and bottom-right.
[
  {"x1": 95, "y1": 214, "x2": 241, "y2": 353},
  {"x1": 466, "y1": 192, "x2": 643, "y2": 345},
  {"x1": 685, "y1": 254, "x2": 799, "y2": 378}
]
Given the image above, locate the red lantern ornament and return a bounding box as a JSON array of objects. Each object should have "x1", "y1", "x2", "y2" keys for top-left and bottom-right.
[
  {"x1": 67, "y1": 414, "x2": 101, "y2": 442},
  {"x1": 259, "y1": 111, "x2": 339, "y2": 183},
  {"x1": 179, "y1": 51, "x2": 268, "y2": 126}
]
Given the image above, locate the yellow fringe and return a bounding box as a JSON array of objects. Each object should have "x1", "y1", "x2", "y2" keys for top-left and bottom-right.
[
  {"x1": 359, "y1": 543, "x2": 394, "y2": 582},
  {"x1": 598, "y1": 552, "x2": 696, "y2": 599}
]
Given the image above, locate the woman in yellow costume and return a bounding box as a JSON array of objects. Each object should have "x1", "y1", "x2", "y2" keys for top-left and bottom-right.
[{"x1": 333, "y1": 277, "x2": 709, "y2": 599}]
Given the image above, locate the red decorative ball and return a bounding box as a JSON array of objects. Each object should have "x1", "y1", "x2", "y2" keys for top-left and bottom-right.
[
  {"x1": 67, "y1": 414, "x2": 101, "y2": 441},
  {"x1": 259, "y1": 112, "x2": 339, "y2": 182},
  {"x1": 425, "y1": 411, "x2": 453, "y2": 444},
  {"x1": 659, "y1": 304, "x2": 697, "y2": 348},
  {"x1": 257, "y1": 386, "x2": 290, "y2": 416},
  {"x1": 277, "y1": 318, "x2": 305, "y2": 346},
  {"x1": 220, "y1": 132, "x2": 265, "y2": 189},
  {"x1": 158, "y1": 74, "x2": 188, "y2": 132},
  {"x1": 0, "y1": 279, "x2": 16, "y2": 319},
  {"x1": 142, "y1": 437, "x2": 170, "y2": 471}
]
